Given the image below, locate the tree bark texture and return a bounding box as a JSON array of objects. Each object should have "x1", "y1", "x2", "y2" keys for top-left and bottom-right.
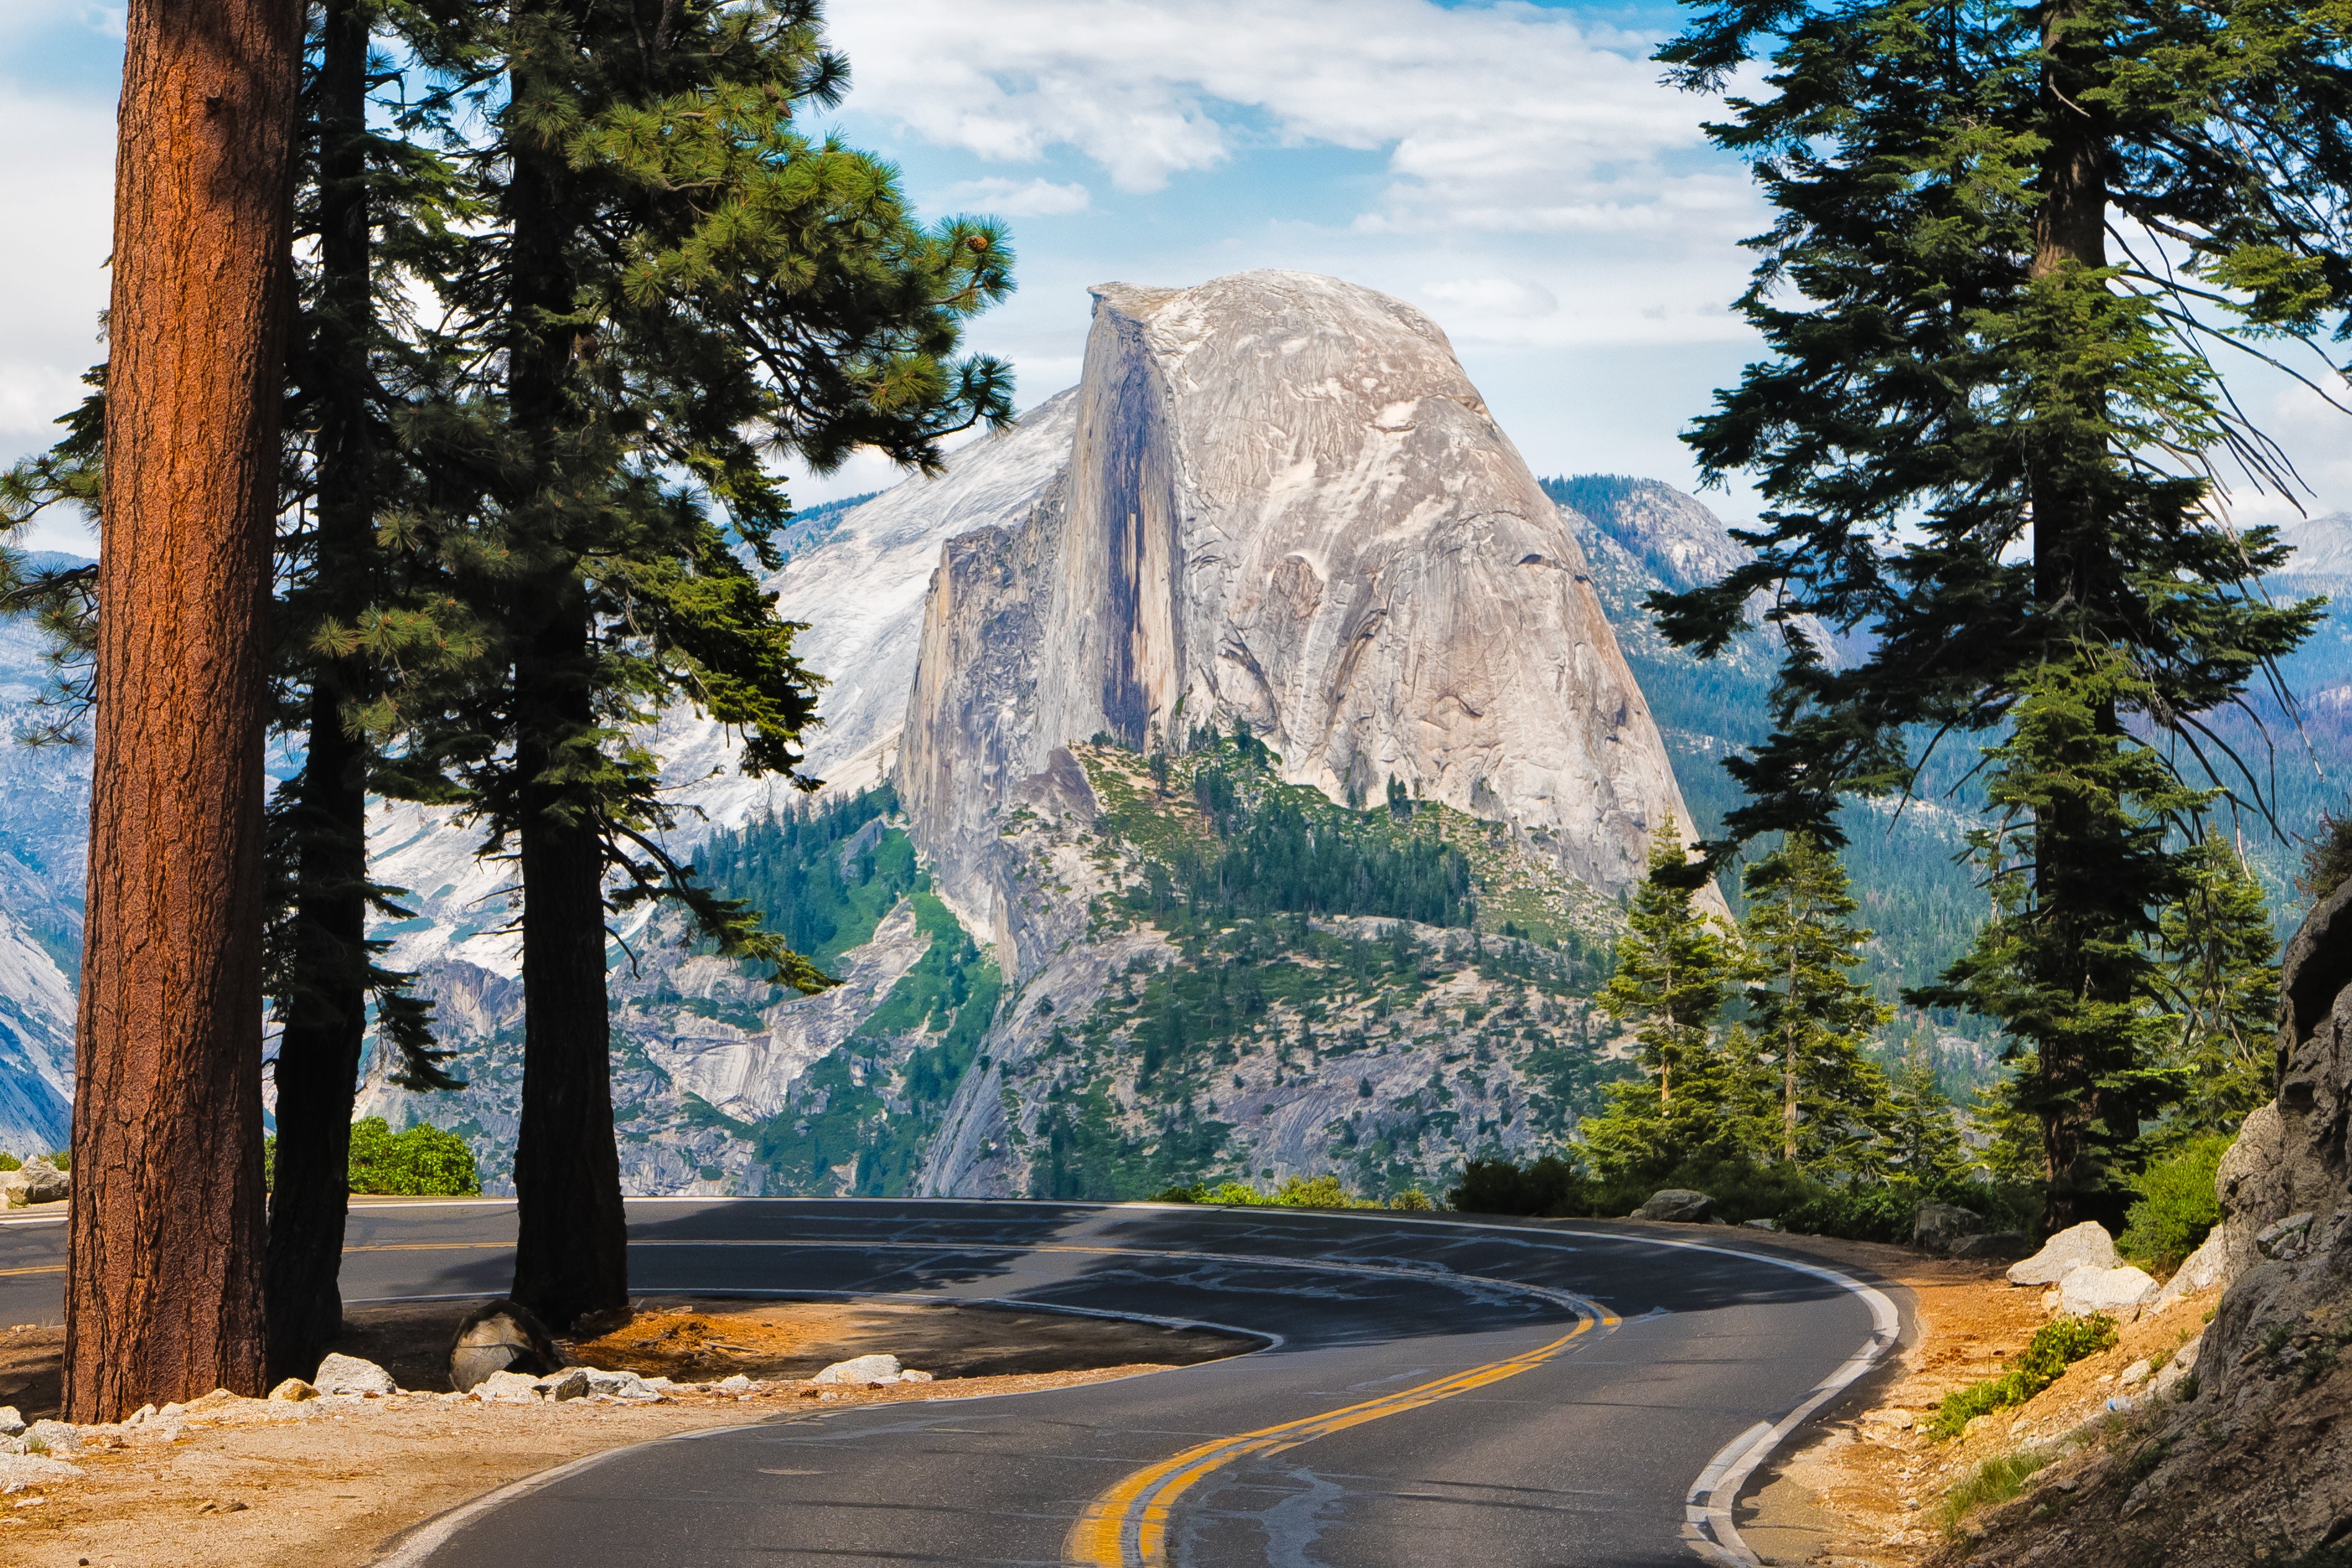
[
  {"x1": 68, "y1": 0, "x2": 301, "y2": 1422},
  {"x1": 264, "y1": 0, "x2": 374, "y2": 1381},
  {"x1": 502, "y1": 63, "x2": 630, "y2": 1331}
]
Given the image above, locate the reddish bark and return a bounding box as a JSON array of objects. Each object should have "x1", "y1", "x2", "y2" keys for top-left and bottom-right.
[{"x1": 66, "y1": 0, "x2": 302, "y2": 1421}]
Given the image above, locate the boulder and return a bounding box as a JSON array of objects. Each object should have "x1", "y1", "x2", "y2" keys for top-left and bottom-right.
[
  {"x1": 1950, "y1": 1231, "x2": 2030, "y2": 1262},
  {"x1": 2152, "y1": 1228, "x2": 2227, "y2": 1308},
  {"x1": 2057, "y1": 1263, "x2": 2160, "y2": 1321},
  {"x1": 2006, "y1": 1220, "x2": 2119, "y2": 1286},
  {"x1": 0, "y1": 1160, "x2": 67, "y2": 1209},
  {"x1": 448, "y1": 1298, "x2": 562, "y2": 1393},
  {"x1": 266, "y1": 1378, "x2": 318, "y2": 1403},
  {"x1": 0, "y1": 1406, "x2": 20, "y2": 1437},
  {"x1": 1631, "y1": 1189, "x2": 1714, "y2": 1223},
  {"x1": 1913, "y1": 1202, "x2": 1985, "y2": 1254},
  {"x1": 0, "y1": 1453, "x2": 82, "y2": 1494},
  {"x1": 313, "y1": 1353, "x2": 397, "y2": 1398},
  {"x1": 715, "y1": 1373, "x2": 755, "y2": 1393},
  {"x1": 813, "y1": 1354, "x2": 904, "y2": 1385}
]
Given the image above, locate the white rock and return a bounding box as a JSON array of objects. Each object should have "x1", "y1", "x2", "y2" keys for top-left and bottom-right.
[
  {"x1": 266, "y1": 1378, "x2": 318, "y2": 1403},
  {"x1": 2058, "y1": 1264, "x2": 2160, "y2": 1319},
  {"x1": 1862, "y1": 1408, "x2": 1916, "y2": 1432},
  {"x1": 0, "y1": 1407, "x2": 20, "y2": 1437},
  {"x1": 473, "y1": 1370, "x2": 545, "y2": 1403},
  {"x1": 2155, "y1": 1335, "x2": 2204, "y2": 1399},
  {"x1": 2008, "y1": 1221, "x2": 2120, "y2": 1286},
  {"x1": 0, "y1": 1453, "x2": 81, "y2": 1493},
  {"x1": 579, "y1": 1368, "x2": 661, "y2": 1401},
  {"x1": 715, "y1": 1374, "x2": 755, "y2": 1393},
  {"x1": 899, "y1": 1368, "x2": 934, "y2": 1383},
  {"x1": 2119, "y1": 1359, "x2": 2151, "y2": 1386},
  {"x1": 2154, "y1": 1229, "x2": 2228, "y2": 1308},
  {"x1": 20, "y1": 1420, "x2": 77, "y2": 1455},
  {"x1": 313, "y1": 1353, "x2": 399, "y2": 1398},
  {"x1": 813, "y1": 1354, "x2": 903, "y2": 1386}
]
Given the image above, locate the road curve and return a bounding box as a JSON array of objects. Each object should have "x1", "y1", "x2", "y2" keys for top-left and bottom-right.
[{"x1": 0, "y1": 1199, "x2": 1903, "y2": 1567}]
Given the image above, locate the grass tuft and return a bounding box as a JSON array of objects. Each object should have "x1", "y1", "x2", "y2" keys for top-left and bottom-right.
[{"x1": 1939, "y1": 1448, "x2": 2053, "y2": 1539}]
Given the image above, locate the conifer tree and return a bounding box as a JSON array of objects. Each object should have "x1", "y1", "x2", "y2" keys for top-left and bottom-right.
[
  {"x1": 2157, "y1": 831, "x2": 2278, "y2": 1134},
  {"x1": 1739, "y1": 833, "x2": 1893, "y2": 1170},
  {"x1": 398, "y1": 0, "x2": 1013, "y2": 1328},
  {"x1": 1882, "y1": 1027, "x2": 1967, "y2": 1183},
  {"x1": 1598, "y1": 817, "x2": 1732, "y2": 1108},
  {"x1": 1655, "y1": 0, "x2": 2351, "y2": 1225}
]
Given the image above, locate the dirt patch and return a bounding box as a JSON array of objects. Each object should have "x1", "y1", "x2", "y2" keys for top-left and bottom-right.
[
  {"x1": 0, "y1": 1296, "x2": 1254, "y2": 1567},
  {"x1": 1732, "y1": 1233, "x2": 2220, "y2": 1567}
]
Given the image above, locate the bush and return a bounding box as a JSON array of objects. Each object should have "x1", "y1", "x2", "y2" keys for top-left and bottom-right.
[
  {"x1": 0, "y1": 1153, "x2": 19, "y2": 1173},
  {"x1": 2118, "y1": 1134, "x2": 2229, "y2": 1272},
  {"x1": 42, "y1": 1150, "x2": 68, "y2": 1172},
  {"x1": 1929, "y1": 1315, "x2": 2118, "y2": 1438},
  {"x1": 347, "y1": 1117, "x2": 480, "y2": 1196},
  {"x1": 1388, "y1": 1188, "x2": 1434, "y2": 1212},
  {"x1": 1449, "y1": 1155, "x2": 1587, "y2": 1216}
]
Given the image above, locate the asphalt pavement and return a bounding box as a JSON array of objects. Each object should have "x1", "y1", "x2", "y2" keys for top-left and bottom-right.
[{"x1": 0, "y1": 1199, "x2": 1905, "y2": 1567}]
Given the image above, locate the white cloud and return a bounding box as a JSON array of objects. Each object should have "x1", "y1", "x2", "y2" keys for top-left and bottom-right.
[
  {"x1": 827, "y1": 0, "x2": 1730, "y2": 236},
  {"x1": 935, "y1": 175, "x2": 1092, "y2": 218},
  {"x1": 1420, "y1": 276, "x2": 1558, "y2": 320}
]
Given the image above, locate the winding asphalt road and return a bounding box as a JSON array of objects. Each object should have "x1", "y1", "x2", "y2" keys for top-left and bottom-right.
[{"x1": 0, "y1": 1199, "x2": 1905, "y2": 1567}]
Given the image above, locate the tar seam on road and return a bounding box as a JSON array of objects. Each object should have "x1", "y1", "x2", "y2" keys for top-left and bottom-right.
[{"x1": 1063, "y1": 1306, "x2": 1615, "y2": 1568}]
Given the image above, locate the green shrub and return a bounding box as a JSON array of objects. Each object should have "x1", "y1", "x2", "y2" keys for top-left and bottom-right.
[
  {"x1": 42, "y1": 1150, "x2": 68, "y2": 1172},
  {"x1": 1152, "y1": 1183, "x2": 1207, "y2": 1203},
  {"x1": 1929, "y1": 1315, "x2": 2118, "y2": 1438},
  {"x1": 2118, "y1": 1134, "x2": 2229, "y2": 1272},
  {"x1": 1388, "y1": 1188, "x2": 1434, "y2": 1212},
  {"x1": 1938, "y1": 1447, "x2": 2053, "y2": 1538},
  {"x1": 1450, "y1": 1155, "x2": 1587, "y2": 1215},
  {"x1": 0, "y1": 1153, "x2": 19, "y2": 1173},
  {"x1": 347, "y1": 1117, "x2": 480, "y2": 1196}
]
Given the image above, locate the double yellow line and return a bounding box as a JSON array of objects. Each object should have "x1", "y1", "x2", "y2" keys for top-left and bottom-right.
[{"x1": 1065, "y1": 1307, "x2": 1615, "y2": 1568}]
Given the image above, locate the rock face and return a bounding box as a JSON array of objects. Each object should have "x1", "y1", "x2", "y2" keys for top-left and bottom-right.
[{"x1": 902, "y1": 271, "x2": 1695, "y2": 963}]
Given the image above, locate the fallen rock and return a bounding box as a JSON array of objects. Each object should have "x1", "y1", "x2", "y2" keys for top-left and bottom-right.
[
  {"x1": 2119, "y1": 1359, "x2": 2152, "y2": 1386},
  {"x1": 1631, "y1": 1189, "x2": 1714, "y2": 1223},
  {"x1": 900, "y1": 1368, "x2": 935, "y2": 1383},
  {"x1": 715, "y1": 1373, "x2": 755, "y2": 1393},
  {"x1": 814, "y1": 1354, "x2": 905, "y2": 1385},
  {"x1": 313, "y1": 1352, "x2": 397, "y2": 1398},
  {"x1": 1951, "y1": 1231, "x2": 2030, "y2": 1262},
  {"x1": 0, "y1": 1406, "x2": 20, "y2": 1437},
  {"x1": 472, "y1": 1369, "x2": 545, "y2": 1404},
  {"x1": 2007, "y1": 1220, "x2": 2119, "y2": 1286},
  {"x1": 1913, "y1": 1202, "x2": 1985, "y2": 1254},
  {"x1": 267, "y1": 1378, "x2": 319, "y2": 1403},
  {"x1": 1862, "y1": 1407, "x2": 1916, "y2": 1432},
  {"x1": 2153, "y1": 1228, "x2": 2227, "y2": 1308},
  {"x1": 2057, "y1": 1263, "x2": 2160, "y2": 1320},
  {"x1": 2154, "y1": 1334, "x2": 2203, "y2": 1399},
  {"x1": 1743, "y1": 1217, "x2": 1777, "y2": 1231},
  {"x1": 449, "y1": 1298, "x2": 562, "y2": 1393},
  {"x1": 0, "y1": 1453, "x2": 82, "y2": 1493}
]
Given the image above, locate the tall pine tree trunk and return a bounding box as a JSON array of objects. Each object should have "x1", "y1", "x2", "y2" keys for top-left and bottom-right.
[
  {"x1": 503, "y1": 45, "x2": 629, "y2": 1331},
  {"x1": 2027, "y1": 0, "x2": 2123, "y2": 1230},
  {"x1": 265, "y1": 0, "x2": 374, "y2": 1381},
  {"x1": 68, "y1": 0, "x2": 301, "y2": 1422}
]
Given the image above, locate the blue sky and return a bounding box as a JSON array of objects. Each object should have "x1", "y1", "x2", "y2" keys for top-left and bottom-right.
[{"x1": 4, "y1": 0, "x2": 2346, "y2": 549}]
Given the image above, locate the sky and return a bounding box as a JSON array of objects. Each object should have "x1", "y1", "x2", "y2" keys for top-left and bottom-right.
[{"x1": 3, "y1": 0, "x2": 2348, "y2": 552}]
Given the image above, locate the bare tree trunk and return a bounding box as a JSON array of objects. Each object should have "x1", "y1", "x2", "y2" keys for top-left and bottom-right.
[
  {"x1": 68, "y1": 0, "x2": 301, "y2": 1422},
  {"x1": 263, "y1": 0, "x2": 376, "y2": 1382}
]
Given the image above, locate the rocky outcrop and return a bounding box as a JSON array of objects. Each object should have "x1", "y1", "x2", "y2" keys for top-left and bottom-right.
[{"x1": 902, "y1": 271, "x2": 1695, "y2": 974}]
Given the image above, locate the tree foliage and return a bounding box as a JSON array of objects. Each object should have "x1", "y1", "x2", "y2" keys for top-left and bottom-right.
[{"x1": 1654, "y1": 0, "x2": 2352, "y2": 1223}]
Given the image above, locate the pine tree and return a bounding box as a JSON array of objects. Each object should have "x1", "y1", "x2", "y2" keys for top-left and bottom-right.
[
  {"x1": 1598, "y1": 817, "x2": 1733, "y2": 1108},
  {"x1": 395, "y1": 0, "x2": 1014, "y2": 1328},
  {"x1": 2157, "y1": 830, "x2": 2278, "y2": 1135},
  {"x1": 64, "y1": 0, "x2": 303, "y2": 1422},
  {"x1": 1739, "y1": 833, "x2": 1893, "y2": 1171},
  {"x1": 1655, "y1": 0, "x2": 2350, "y2": 1227},
  {"x1": 1882, "y1": 1027, "x2": 1967, "y2": 1184}
]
